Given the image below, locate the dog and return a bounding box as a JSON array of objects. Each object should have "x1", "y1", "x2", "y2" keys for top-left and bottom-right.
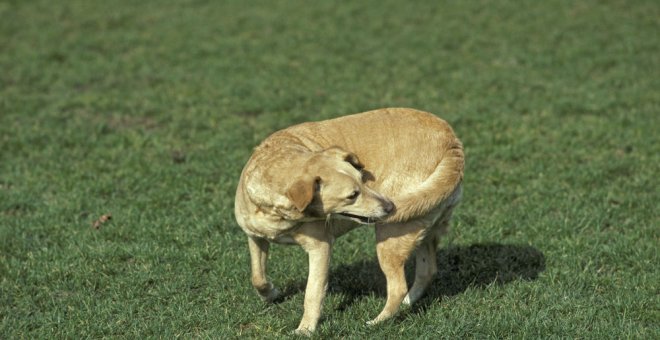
[{"x1": 234, "y1": 108, "x2": 464, "y2": 334}]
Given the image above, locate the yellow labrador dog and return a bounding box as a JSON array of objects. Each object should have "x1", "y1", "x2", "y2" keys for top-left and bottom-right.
[{"x1": 234, "y1": 108, "x2": 464, "y2": 334}]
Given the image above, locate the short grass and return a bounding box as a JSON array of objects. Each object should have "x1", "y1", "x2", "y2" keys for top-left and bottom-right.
[{"x1": 1, "y1": 0, "x2": 658, "y2": 338}]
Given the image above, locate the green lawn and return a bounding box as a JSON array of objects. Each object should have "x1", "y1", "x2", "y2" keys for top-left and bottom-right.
[{"x1": 1, "y1": 0, "x2": 658, "y2": 338}]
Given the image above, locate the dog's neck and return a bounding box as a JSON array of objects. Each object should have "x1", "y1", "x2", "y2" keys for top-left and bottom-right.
[
  {"x1": 237, "y1": 156, "x2": 323, "y2": 240},
  {"x1": 243, "y1": 146, "x2": 317, "y2": 217}
]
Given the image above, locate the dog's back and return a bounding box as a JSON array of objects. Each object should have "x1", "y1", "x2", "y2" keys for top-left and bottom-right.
[{"x1": 278, "y1": 108, "x2": 464, "y2": 222}]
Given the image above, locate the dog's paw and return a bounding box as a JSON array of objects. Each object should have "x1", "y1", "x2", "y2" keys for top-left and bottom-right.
[
  {"x1": 293, "y1": 327, "x2": 313, "y2": 336},
  {"x1": 402, "y1": 294, "x2": 412, "y2": 306},
  {"x1": 367, "y1": 311, "x2": 396, "y2": 326}
]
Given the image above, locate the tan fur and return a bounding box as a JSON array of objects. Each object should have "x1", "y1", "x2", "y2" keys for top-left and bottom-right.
[
  {"x1": 286, "y1": 176, "x2": 318, "y2": 212},
  {"x1": 234, "y1": 108, "x2": 464, "y2": 334}
]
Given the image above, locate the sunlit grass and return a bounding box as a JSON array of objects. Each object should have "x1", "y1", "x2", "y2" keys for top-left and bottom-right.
[{"x1": 1, "y1": 0, "x2": 658, "y2": 337}]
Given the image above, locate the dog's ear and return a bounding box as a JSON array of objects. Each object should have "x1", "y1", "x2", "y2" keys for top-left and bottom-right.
[
  {"x1": 324, "y1": 146, "x2": 364, "y2": 170},
  {"x1": 343, "y1": 152, "x2": 364, "y2": 170},
  {"x1": 286, "y1": 176, "x2": 321, "y2": 212}
]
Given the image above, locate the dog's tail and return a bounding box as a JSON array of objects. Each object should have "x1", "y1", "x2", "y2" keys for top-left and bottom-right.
[{"x1": 387, "y1": 138, "x2": 464, "y2": 223}]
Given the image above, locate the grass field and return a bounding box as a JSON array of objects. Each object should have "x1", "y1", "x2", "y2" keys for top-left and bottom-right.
[{"x1": 1, "y1": 0, "x2": 658, "y2": 338}]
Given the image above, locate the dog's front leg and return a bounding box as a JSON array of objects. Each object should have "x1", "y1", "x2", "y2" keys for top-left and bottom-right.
[
  {"x1": 248, "y1": 236, "x2": 280, "y2": 302},
  {"x1": 292, "y1": 222, "x2": 333, "y2": 335}
]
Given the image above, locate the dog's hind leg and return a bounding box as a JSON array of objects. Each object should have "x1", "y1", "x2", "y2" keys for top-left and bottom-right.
[
  {"x1": 403, "y1": 235, "x2": 438, "y2": 305},
  {"x1": 248, "y1": 236, "x2": 280, "y2": 302},
  {"x1": 368, "y1": 220, "x2": 425, "y2": 325},
  {"x1": 404, "y1": 205, "x2": 454, "y2": 305}
]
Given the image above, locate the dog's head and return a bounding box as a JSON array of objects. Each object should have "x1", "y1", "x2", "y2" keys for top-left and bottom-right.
[{"x1": 285, "y1": 147, "x2": 395, "y2": 223}]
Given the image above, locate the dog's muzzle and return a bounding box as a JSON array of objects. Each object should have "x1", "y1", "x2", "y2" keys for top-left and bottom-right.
[{"x1": 336, "y1": 200, "x2": 395, "y2": 224}]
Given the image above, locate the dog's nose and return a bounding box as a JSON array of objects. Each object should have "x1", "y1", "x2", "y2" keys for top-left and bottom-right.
[{"x1": 383, "y1": 200, "x2": 396, "y2": 215}]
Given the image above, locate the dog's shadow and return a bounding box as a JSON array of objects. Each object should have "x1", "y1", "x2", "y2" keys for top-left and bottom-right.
[{"x1": 278, "y1": 243, "x2": 545, "y2": 316}]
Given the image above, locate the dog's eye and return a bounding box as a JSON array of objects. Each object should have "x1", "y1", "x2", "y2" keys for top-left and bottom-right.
[{"x1": 347, "y1": 190, "x2": 360, "y2": 200}]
